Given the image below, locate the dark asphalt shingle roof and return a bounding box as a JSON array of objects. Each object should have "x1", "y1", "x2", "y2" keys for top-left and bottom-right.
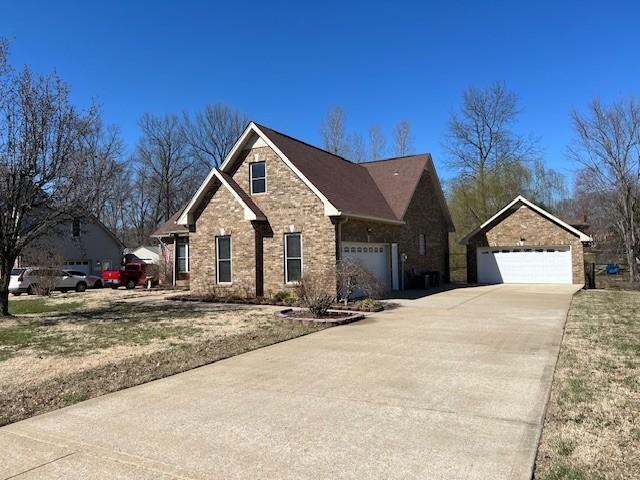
[
  {"x1": 150, "y1": 210, "x2": 189, "y2": 238},
  {"x1": 258, "y1": 124, "x2": 422, "y2": 222}
]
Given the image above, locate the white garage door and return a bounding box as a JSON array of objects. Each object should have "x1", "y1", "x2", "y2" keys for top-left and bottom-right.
[
  {"x1": 342, "y1": 242, "x2": 389, "y2": 289},
  {"x1": 477, "y1": 246, "x2": 572, "y2": 284}
]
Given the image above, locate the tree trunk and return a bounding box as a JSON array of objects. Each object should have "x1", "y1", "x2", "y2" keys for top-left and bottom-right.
[
  {"x1": 627, "y1": 245, "x2": 638, "y2": 282},
  {"x1": 0, "y1": 255, "x2": 16, "y2": 317}
]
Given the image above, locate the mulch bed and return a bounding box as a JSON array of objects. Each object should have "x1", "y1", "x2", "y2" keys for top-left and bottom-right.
[
  {"x1": 167, "y1": 294, "x2": 384, "y2": 312},
  {"x1": 0, "y1": 322, "x2": 327, "y2": 427}
]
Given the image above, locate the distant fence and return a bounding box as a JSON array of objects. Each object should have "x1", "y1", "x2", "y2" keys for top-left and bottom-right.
[{"x1": 584, "y1": 261, "x2": 639, "y2": 290}]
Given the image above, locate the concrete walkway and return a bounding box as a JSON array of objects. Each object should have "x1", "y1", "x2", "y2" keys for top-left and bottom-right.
[{"x1": 1, "y1": 284, "x2": 578, "y2": 480}]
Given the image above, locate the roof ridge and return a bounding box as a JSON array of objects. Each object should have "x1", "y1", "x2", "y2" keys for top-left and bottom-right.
[
  {"x1": 360, "y1": 153, "x2": 429, "y2": 165},
  {"x1": 254, "y1": 122, "x2": 356, "y2": 165}
]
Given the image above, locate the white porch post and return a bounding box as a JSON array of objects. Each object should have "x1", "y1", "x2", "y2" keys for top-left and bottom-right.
[{"x1": 172, "y1": 234, "x2": 177, "y2": 286}]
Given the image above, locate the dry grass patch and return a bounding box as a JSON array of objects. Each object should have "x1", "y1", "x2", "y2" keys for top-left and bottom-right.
[
  {"x1": 534, "y1": 290, "x2": 640, "y2": 480},
  {"x1": 0, "y1": 290, "x2": 328, "y2": 425}
]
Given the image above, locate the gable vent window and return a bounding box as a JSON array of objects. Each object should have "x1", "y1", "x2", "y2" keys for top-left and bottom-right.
[
  {"x1": 72, "y1": 218, "x2": 81, "y2": 237},
  {"x1": 250, "y1": 161, "x2": 267, "y2": 194},
  {"x1": 419, "y1": 234, "x2": 426, "y2": 255}
]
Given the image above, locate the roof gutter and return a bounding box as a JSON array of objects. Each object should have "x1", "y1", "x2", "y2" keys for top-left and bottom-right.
[{"x1": 337, "y1": 212, "x2": 405, "y2": 226}]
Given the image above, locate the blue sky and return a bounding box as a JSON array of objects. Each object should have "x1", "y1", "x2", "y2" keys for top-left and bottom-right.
[{"x1": 2, "y1": 1, "x2": 639, "y2": 185}]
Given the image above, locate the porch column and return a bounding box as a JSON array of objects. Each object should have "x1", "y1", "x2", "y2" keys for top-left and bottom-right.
[{"x1": 172, "y1": 234, "x2": 178, "y2": 286}]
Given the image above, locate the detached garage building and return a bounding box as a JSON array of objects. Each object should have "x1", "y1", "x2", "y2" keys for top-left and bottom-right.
[{"x1": 460, "y1": 196, "x2": 592, "y2": 285}]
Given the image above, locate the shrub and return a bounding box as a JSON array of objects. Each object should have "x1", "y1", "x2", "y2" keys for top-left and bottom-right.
[
  {"x1": 295, "y1": 275, "x2": 335, "y2": 318},
  {"x1": 353, "y1": 298, "x2": 384, "y2": 311},
  {"x1": 273, "y1": 290, "x2": 293, "y2": 302},
  {"x1": 336, "y1": 259, "x2": 382, "y2": 304}
]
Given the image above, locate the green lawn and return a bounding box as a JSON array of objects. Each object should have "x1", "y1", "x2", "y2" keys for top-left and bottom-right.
[
  {"x1": 535, "y1": 290, "x2": 640, "y2": 480},
  {"x1": 9, "y1": 298, "x2": 83, "y2": 315}
]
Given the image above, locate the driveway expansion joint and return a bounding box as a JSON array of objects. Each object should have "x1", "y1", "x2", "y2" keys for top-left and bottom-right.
[{"x1": 4, "y1": 452, "x2": 77, "y2": 480}]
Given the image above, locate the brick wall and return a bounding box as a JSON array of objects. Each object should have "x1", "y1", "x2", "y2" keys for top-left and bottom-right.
[
  {"x1": 466, "y1": 205, "x2": 585, "y2": 284},
  {"x1": 190, "y1": 145, "x2": 337, "y2": 297}
]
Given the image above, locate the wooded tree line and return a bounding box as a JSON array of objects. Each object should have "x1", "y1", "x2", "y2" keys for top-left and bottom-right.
[{"x1": 94, "y1": 105, "x2": 248, "y2": 247}]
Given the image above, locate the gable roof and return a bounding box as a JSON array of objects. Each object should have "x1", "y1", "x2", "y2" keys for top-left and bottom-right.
[
  {"x1": 151, "y1": 210, "x2": 190, "y2": 238},
  {"x1": 126, "y1": 245, "x2": 161, "y2": 255},
  {"x1": 85, "y1": 214, "x2": 125, "y2": 250},
  {"x1": 178, "y1": 122, "x2": 453, "y2": 228},
  {"x1": 361, "y1": 155, "x2": 454, "y2": 230},
  {"x1": 458, "y1": 195, "x2": 592, "y2": 245}
]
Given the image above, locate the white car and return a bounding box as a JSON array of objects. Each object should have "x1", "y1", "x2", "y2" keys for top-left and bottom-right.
[
  {"x1": 9, "y1": 268, "x2": 89, "y2": 296},
  {"x1": 63, "y1": 270, "x2": 103, "y2": 289}
]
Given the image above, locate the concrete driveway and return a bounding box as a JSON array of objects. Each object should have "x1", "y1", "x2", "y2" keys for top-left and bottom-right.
[{"x1": 1, "y1": 284, "x2": 578, "y2": 480}]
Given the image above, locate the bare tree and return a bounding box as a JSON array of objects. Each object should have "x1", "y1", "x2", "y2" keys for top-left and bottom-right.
[
  {"x1": 182, "y1": 103, "x2": 248, "y2": 172},
  {"x1": 77, "y1": 118, "x2": 125, "y2": 222},
  {"x1": 347, "y1": 132, "x2": 366, "y2": 163},
  {"x1": 99, "y1": 160, "x2": 131, "y2": 242},
  {"x1": 134, "y1": 113, "x2": 195, "y2": 226},
  {"x1": 126, "y1": 165, "x2": 155, "y2": 246},
  {"x1": 443, "y1": 82, "x2": 538, "y2": 222},
  {"x1": 0, "y1": 56, "x2": 99, "y2": 315},
  {"x1": 320, "y1": 106, "x2": 348, "y2": 156},
  {"x1": 569, "y1": 97, "x2": 640, "y2": 281},
  {"x1": 392, "y1": 120, "x2": 414, "y2": 157},
  {"x1": 368, "y1": 125, "x2": 386, "y2": 160}
]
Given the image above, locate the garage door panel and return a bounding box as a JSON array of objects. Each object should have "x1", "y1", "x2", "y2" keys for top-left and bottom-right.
[
  {"x1": 342, "y1": 242, "x2": 389, "y2": 292},
  {"x1": 477, "y1": 247, "x2": 571, "y2": 284}
]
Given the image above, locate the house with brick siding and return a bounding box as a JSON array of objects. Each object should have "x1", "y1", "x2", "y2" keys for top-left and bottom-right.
[
  {"x1": 460, "y1": 195, "x2": 592, "y2": 285},
  {"x1": 151, "y1": 210, "x2": 190, "y2": 287},
  {"x1": 158, "y1": 122, "x2": 454, "y2": 297}
]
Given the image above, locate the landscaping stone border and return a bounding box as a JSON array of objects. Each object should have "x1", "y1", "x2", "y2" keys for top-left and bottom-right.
[{"x1": 274, "y1": 308, "x2": 365, "y2": 326}]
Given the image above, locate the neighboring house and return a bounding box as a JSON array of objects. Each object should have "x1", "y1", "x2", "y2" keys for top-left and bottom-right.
[
  {"x1": 18, "y1": 216, "x2": 124, "y2": 275},
  {"x1": 459, "y1": 195, "x2": 592, "y2": 285},
  {"x1": 169, "y1": 122, "x2": 453, "y2": 297},
  {"x1": 125, "y1": 246, "x2": 161, "y2": 264},
  {"x1": 151, "y1": 211, "x2": 190, "y2": 287}
]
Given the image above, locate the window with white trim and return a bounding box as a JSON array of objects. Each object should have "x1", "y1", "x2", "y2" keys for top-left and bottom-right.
[
  {"x1": 216, "y1": 236, "x2": 232, "y2": 283},
  {"x1": 419, "y1": 234, "x2": 426, "y2": 255},
  {"x1": 250, "y1": 161, "x2": 266, "y2": 194},
  {"x1": 284, "y1": 233, "x2": 302, "y2": 283},
  {"x1": 176, "y1": 239, "x2": 189, "y2": 273}
]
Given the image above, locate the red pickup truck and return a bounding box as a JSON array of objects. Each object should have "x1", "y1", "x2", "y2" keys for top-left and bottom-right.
[{"x1": 101, "y1": 262, "x2": 159, "y2": 289}]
